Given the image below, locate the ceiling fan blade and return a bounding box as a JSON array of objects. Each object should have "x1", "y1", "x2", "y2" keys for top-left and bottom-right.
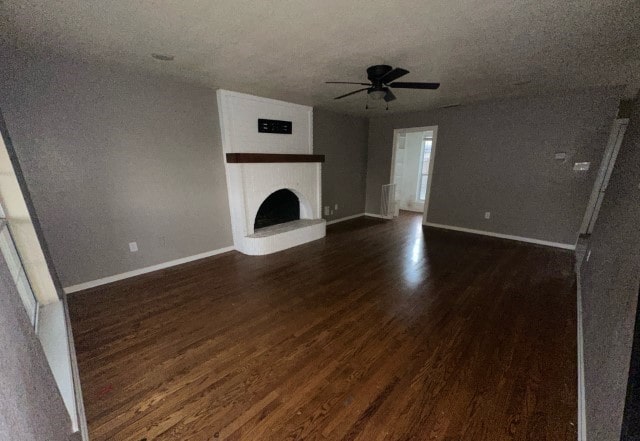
[
  {"x1": 389, "y1": 82, "x2": 440, "y2": 89},
  {"x1": 326, "y1": 81, "x2": 371, "y2": 86},
  {"x1": 384, "y1": 89, "x2": 396, "y2": 102},
  {"x1": 334, "y1": 88, "x2": 370, "y2": 100},
  {"x1": 380, "y1": 68, "x2": 409, "y2": 84}
]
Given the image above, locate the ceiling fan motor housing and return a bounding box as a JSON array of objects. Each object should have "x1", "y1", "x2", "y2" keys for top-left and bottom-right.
[{"x1": 367, "y1": 65, "x2": 393, "y2": 84}]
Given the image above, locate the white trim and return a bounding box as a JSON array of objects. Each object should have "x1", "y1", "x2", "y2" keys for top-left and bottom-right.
[
  {"x1": 422, "y1": 128, "x2": 438, "y2": 223},
  {"x1": 580, "y1": 118, "x2": 629, "y2": 234},
  {"x1": 326, "y1": 213, "x2": 365, "y2": 225},
  {"x1": 37, "y1": 301, "x2": 78, "y2": 431},
  {"x1": 576, "y1": 265, "x2": 587, "y2": 441},
  {"x1": 392, "y1": 125, "x2": 437, "y2": 135},
  {"x1": 63, "y1": 246, "x2": 235, "y2": 294},
  {"x1": 423, "y1": 222, "x2": 576, "y2": 250},
  {"x1": 364, "y1": 212, "x2": 393, "y2": 220},
  {"x1": 61, "y1": 297, "x2": 88, "y2": 440}
]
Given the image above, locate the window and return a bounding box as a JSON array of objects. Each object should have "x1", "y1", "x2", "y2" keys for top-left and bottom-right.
[
  {"x1": 418, "y1": 138, "x2": 432, "y2": 201},
  {"x1": 0, "y1": 218, "x2": 38, "y2": 327}
]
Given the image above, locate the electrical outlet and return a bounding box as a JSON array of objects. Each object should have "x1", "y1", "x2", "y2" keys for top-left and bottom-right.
[
  {"x1": 129, "y1": 242, "x2": 138, "y2": 252},
  {"x1": 334, "y1": 204, "x2": 338, "y2": 210},
  {"x1": 484, "y1": 211, "x2": 491, "y2": 219},
  {"x1": 324, "y1": 206, "x2": 330, "y2": 216}
]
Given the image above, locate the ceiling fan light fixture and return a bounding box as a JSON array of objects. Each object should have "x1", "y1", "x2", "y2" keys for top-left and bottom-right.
[{"x1": 368, "y1": 90, "x2": 386, "y2": 100}]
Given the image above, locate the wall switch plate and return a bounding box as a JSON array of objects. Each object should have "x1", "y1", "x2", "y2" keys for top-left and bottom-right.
[
  {"x1": 334, "y1": 204, "x2": 338, "y2": 210},
  {"x1": 573, "y1": 162, "x2": 591, "y2": 171},
  {"x1": 129, "y1": 242, "x2": 138, "y2": 252},
  {"x1": 554, "y1": 152, "x2": 567, "y2": 161},
  {"x1": 324, "y1": 206, "x2": 330, "y2": 216},
  {"x1": 484, "y1": 211, "x2": 491, "y2": 219}
]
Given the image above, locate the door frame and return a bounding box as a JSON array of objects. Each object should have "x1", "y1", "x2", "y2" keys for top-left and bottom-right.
[
  {"x1": 389, "y1": 125, "x2": 438, "y2": 222},
  {"x1": 579, "y1": 118, "x2": 629, "y2": 234}
]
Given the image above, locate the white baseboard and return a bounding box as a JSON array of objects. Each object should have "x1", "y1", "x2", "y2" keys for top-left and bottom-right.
[
  {"x1": 326, "y1": 213, "x2": 365, "y2": 225},
  {"x1": 364, "y1": 212, "x2": 393, "y2": 220},
  {"x1": 576, "y1": 267, "x2": 587, "y2": 441},
  {"x1": 64, "y1": 246, "x2": 235, "y2": 294},
  {"x1": 423, "y1": 222, "x2": 576, "y2": 250}
]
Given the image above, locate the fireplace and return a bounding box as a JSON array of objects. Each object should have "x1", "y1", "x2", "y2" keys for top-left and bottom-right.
[
  {"x1": 254, "y1": 189, "x2": 300, "y2": 230},
  {"x1": 217, "y1": 89, "x2": 326, "y2": 255}
]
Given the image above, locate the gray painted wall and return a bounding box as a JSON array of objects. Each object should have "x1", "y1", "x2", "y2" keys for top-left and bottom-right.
[
  {"x1": 0, "y1": 53, "x2": 233, "y2": 287},
  {"x1": 313, "y1": 108, "x2": 368, "y2": 221},
  {"x1": 0, "y1": 251, "x2": 74, "y2": 440},
  {"x1": 580, "y1": 96, "x2": 640, "y2": 441},
  {"x1": 366, "y1": 89, "x2": 622, "y2": 245}
]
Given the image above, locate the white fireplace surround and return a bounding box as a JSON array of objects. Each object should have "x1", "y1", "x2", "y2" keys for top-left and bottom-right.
[{"x1": 217, "y1": 90, "x2": 326, "y2": 255}]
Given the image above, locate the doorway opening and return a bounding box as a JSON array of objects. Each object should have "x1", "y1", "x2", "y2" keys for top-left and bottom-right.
[{"x1": 389, "y1": 126, "x2": 438, "y2": 223}]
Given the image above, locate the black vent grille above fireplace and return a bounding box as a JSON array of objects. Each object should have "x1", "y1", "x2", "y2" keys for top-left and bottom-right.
[{"x1": 254, "y1": 189, "x2": 300, "y2": 230}]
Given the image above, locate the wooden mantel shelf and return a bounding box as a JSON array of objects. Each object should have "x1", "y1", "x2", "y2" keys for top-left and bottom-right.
[{"x1": 226, "y1": 153, "x2": 325, "y2": 163}]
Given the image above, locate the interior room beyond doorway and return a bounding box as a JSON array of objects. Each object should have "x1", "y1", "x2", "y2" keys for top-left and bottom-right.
[{"x1": 391, "y1": 127, "x2": 437, "y2": 219}]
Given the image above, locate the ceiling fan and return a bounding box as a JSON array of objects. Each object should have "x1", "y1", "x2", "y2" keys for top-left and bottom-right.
[{"x1": 326, "y1": 65, "x2": 440, "y2": 104}]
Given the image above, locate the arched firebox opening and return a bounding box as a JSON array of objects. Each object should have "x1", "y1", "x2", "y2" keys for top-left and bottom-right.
[{"x1": 254, "y1": 189, "x2": 300, "y2": 230}]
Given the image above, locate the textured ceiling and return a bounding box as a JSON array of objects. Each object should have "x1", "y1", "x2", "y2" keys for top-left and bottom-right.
[{"x1": 1, "y1": 0, "x2": 639, "y2": 115}]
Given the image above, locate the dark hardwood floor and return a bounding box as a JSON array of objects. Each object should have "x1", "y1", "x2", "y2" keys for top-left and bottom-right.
[{"x1": 69, "y1": 212, "x2": 577, "y2": 441}]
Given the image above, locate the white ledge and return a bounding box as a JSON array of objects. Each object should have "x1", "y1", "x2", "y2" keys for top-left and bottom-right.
[{"x1": 240, "y1": 219, "x2": 326, "y2": 255}]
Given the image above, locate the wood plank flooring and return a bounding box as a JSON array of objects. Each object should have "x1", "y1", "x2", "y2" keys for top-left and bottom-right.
[{"x1": 69, "y1": 212, "x2": 577, "y2": 441}]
